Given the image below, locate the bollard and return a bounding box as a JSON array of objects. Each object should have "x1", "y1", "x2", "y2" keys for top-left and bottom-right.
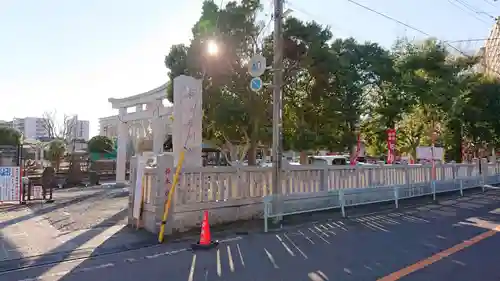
[
  {"x1": 339, "y1": 189, "x2": 346, "y2": 217},
  {"x1": 393, "y1": 186, "x2": 399, "y2": 209},
  {"x1": 459, "y1": 179, "x2": 463, "y2": 196},
  {"x1": 432, "y1": 181, "x2": 436, "y2": 201}
]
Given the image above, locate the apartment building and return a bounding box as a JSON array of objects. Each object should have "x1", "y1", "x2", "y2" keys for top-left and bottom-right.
[
  {"x1": 66, "y1": 115, "x2": 90, "y2": 141},
  {"x1": 12, "y1": 117, "x2": 49, "y2": 140},
  {"x1": 99, "y1": 115, "x2": 119, "y2": 138},
  {"x1": 0, "y1": 120, "x2": 12, "y2": 128},
  {"x1": 480, "y1": 18, "x2": 500, "y2": 78},
  {"x1": 5, "y1": 115, "x2": 90, "y2": 141}
]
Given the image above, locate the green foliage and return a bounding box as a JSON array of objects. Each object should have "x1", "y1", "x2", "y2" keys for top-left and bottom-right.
[
  {"x1": 0, "y1": 127, "x2": 21, "y2": 146},
  {"x1": 87, "y1": 136, "x2": 114, "y2": 154},
  {"x1": 47, "y1": 139, "x2": 66, "y2": 171},
  {"x1": 164, "y1": 1, "x2": 500, "y2": 162}
]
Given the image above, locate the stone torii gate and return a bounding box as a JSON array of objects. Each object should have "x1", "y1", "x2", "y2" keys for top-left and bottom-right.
[{"x1": 108, "y1": 75, "x2": 203, "y2": 186}]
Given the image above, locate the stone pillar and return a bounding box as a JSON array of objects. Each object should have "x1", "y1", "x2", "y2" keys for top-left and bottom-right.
[
  {"x1": 173, "y1": 75, "x2": 202, "y2": 167},
  {"x1": 151, "y1": 100, "x2": 165, "y2": 155},
  {"x1": 128, "y1": 156, "x2": 137, "y2": 225},
  {"x1": 34, "y1": 149, "x2": 39, "y2": 165},
  {"x1": 134, "y1": 105, "x2": 143, "y2": 139},
  {"x1": 116, "y1": 107, "x2": 128, "y2": 186},
  {"x1": 142, "y1": 153, "x2": 175, "y2": 234},
  {"x1": 40, "y1": 147, "x2": 44, "y2": 167}
]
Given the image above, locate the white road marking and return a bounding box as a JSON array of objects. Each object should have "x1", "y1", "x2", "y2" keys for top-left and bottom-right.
[
  {"x1": 236, "y1": 244, "x2": 245, "y2": 267},
  {"x1": 276, "y1": 234, "x2": 295, "y2": 256},
  {"x1": 298, "y1": 229, "x2": 315, "y2": 244},
  {"x1": 188, "y1": 255, "x2": 196, "y2": 281},
  {"x1": 227, "y1": 245, "x2": 235, "y2": 272},
  {"x1": 216, "y1": 248, "x2": 222, "y2": 277},
  {"x1": 264, "y1": 248, "x2": 279, "y2": 269},
  {"x1": 283, "y1": 233, "x2": 308, "y2": 259}
]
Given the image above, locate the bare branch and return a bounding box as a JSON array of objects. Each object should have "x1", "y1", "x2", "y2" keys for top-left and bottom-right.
[
  {"x1": 63, "y1": 114, "x2": 76, "y2": 141},
  {"x1": 41, "y1": 111, "x2": 57, "y2": 139},
  {"x1": 42, "y1": 110, "x2": 76, "y2": 142}
]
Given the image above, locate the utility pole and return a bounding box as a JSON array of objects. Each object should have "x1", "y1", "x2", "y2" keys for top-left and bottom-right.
[{"x1": 272, "y1": 0, "x2": 284, "y2": 218}]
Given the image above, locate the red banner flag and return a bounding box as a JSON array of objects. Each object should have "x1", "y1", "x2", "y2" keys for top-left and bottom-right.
[{"x1": 387, "y1": 128, "x2": 396, "y2": 164}]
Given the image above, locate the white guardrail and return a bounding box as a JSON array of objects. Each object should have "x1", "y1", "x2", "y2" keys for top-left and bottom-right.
[{"x1": 263, "y1": 162, "x2": 500, "y2": 232}]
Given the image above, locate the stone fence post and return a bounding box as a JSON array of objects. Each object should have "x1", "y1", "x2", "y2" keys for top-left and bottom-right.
[
  {"x1": 127, "y1": 156, "x2": 137, "y2": 225},
  {"x1": 140, "y1": 153, "x2": 176, "y2": 235}
]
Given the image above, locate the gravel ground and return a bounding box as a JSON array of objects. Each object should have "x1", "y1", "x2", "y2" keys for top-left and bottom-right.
[{"x1": 27, "y1": 186, "x2": 129, "y2": 232}]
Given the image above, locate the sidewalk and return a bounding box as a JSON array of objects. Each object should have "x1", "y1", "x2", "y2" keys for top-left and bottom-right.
[
  {"x1": 0, "y1": 187, "x2": 156, "y2": 271},
  {"x1": 0, "y1": 204, "x2": 68, "y2": 261}
]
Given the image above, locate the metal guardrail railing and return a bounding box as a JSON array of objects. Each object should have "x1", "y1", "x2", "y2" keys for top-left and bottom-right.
[{"x1": 263, "y1": 166, "x2": 500, "y2": 232}]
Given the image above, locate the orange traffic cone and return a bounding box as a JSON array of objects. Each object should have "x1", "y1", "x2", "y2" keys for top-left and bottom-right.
[{"x1": 191, "y1": 211, "x2": 218, "y2": 250}]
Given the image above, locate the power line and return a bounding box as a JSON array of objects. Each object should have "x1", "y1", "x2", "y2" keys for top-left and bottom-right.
[
  {"x1": 480, "y1": 0, "x2": 497, "y2": 8},
  {"x1": 446, "y1": 0, "x2": 491, "y2": 24},
  {"x1": 345, "y1": 0, "x2": 433, "y2": 37},
  {"x1": 454, "y1": 0, "x2": 496, "y2": 19},
  {"x1": 289, "y1": 0, "x2": 500, "y2": 77},
  {"x1": 287, "y1": 2, "x2": 361, "y2": 40},
  {"x1": 343, "y1": 0, "x2": 500, "y2": 76},
  {"x1": 257, "y1": 0, "x2": 274, "y2": 41},
  {"x1": 445, "y1": 37, "x2": 500, "y2": 43}
]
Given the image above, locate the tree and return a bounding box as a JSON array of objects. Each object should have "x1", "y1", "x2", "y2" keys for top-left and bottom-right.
[
  {"x1": 366, "y1": 38, "x2": 481, "y2": 161},
  {"x1": 88, "y1": 136, "x2": 114, "y2": 154},
  {"x1": 47, "y1": 139, "x2": 66, "y2": 171},
  {"x1": 0, "y1": 127, "x2": 21, "y2": 146},
  {"x1": 396, "y1": 106, "x2": 434, "y2": 160},
  {"x1": 165, "y1": 0, "x2": 271, "y2": 165},
  {"x1": 164, "y1": 3, "x2": 500, "y2": 163},
  {"x1": 41, "y1": 111, "x2": 76, "y2": 141},
  {"x1": 458, "y1": 74, "x2": 500, "y2": 159}
]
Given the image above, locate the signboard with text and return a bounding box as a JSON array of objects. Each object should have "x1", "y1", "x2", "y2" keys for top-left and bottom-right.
[
  {"x1": 386, "y1": 129, "x2": 396, "y2": 164},
  {"x1": 0, "y1": 166, "x2": 21, "y2": 202}
]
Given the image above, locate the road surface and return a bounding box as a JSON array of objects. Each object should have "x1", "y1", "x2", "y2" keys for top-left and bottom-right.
[{"x1": 2, "y1": 189, "x2": 500, "y2": 281}]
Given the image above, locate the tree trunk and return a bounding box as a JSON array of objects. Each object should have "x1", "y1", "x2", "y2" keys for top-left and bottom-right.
[
  {"x1": 247, "y1": 140, "x2": 257, "y2": 165},
  {"x1": 299, "y1": 151, "x2": 308, "y2": 164},
  {"x1": 448, "y1": 118, "x2": 463, "y2": 163}
]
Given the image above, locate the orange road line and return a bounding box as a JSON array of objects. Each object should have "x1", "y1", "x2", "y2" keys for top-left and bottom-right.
[{"x1": 378, "y1": 229, "x2": 497, "y2": 281}]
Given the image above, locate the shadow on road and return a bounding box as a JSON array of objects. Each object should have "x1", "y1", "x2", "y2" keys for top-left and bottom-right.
[
  {"x1": 0, "y1": 208, "x2": 157, "y2": 276},
  {"x1": 0, "y1": 190, "x2": 112, "y2": 229},
  {"x1": 0, "y1": 205, "x2": 27, "y2": 267}
]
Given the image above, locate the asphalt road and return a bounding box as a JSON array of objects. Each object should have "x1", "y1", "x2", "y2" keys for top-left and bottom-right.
[{"x1": 3, "y1": 189, "x2": 500, "y2": 281}]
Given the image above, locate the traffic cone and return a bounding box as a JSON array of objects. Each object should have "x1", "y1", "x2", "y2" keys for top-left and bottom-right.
[{"x1": 191, "y1": 210, "x2": 218, "y2": 250}]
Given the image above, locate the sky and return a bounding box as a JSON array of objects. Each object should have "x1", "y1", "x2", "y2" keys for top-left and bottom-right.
[{"x1": 0, "y1": 0, "x2": 497, "y2": 135}]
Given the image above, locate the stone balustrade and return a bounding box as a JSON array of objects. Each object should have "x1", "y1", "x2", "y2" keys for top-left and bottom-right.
[{"x1": 128, "y1": 154, "x2": 496, "y2": 237}]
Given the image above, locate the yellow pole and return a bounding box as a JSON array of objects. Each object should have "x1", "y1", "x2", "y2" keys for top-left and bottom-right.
[
  {"x1": 136, "y1": 175, "x2": 146, "y2": 229},
  {"x1": 157, "y1": 150, "x2": 186, "y2": 243}
]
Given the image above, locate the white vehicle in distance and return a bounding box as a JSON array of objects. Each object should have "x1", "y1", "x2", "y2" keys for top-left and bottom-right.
[{"x1": 308, "y1": 155, "x2": 349, "y2": 166}]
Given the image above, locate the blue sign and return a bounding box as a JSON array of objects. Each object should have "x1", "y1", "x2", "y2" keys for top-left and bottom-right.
[
  {"x1": 250, "y1": 77, "x2": 263, "y2": 92},
  {"x1": 0, "y1": 167, "x2": 12, "y2": 177},
  {"x1": 248, "y1": 54, "x2": 267, "y2": 77}
]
